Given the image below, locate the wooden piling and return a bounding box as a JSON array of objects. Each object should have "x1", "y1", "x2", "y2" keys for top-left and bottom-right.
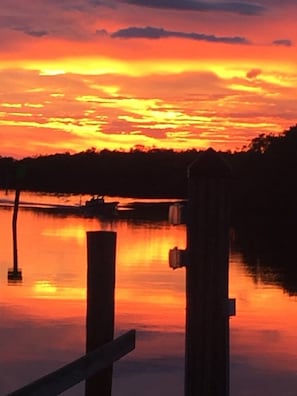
[
  {"x1": 12, "y1": 189, "x2": 20, "y2": 272},
  {"x1": 8, "y1": 188, "x2": 22, "y2": 282},
  {"x1": 185, "y1": 148, "x2": 231, "y2": 396},
  {"x1": 85, "y1": 231, "x2": 117, "y2": 396}
]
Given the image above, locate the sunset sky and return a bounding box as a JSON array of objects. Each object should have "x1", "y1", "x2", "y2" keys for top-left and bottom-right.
[{"x1": 1, "y1": 0, "x2": 297, "y2": 158}]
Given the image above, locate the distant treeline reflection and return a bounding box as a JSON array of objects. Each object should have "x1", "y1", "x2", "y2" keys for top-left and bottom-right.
[
  {"x1": 232, "y1": 215, "x2": 297, "y2": 296},
  {"x1": 1, "y1": 125, "x2": 297, "y2": 294},
  {"x1": 1, "y1": 124, "x2": 297, "y2": 220}
]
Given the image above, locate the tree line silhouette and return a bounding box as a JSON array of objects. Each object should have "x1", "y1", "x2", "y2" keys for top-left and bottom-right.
[
  {"x1": 1, "y1": 124, "x2": 297, "y2": 219},
  {"x1": 1, "y1": 125, "x2": 297, "y2": 294}
]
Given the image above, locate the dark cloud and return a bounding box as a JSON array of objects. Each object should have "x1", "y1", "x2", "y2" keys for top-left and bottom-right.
[
  {"x1": 246, "y1": 68, "x2": 262, "y2": 79},
  {"x1": 118, "y1": 0, "x2": 266, "y2": 15},
  {"x1": 96, "y1": 29, "x2": 109, "y2": 36},
  {"x1": 111, "y1": 26, "x2": 249, "y2": 44},
  {"x1": 45, "y1": 0, "x2": 113, "y2": 11},
  {"x1": 12, "y1": 26, "x2": 49, "y2": 37},
  {"x1": 88, "y1": 0, "x2": 116, "y2": 8},
  {"x1": 89, "y1": 0, "x2": 106, "y2": 4},
  {"x1": 25, "y1": 30, "x2": 48, "y2": 37},
  {"x1": 272, "y1": 39, "x2": 292, "y2": 47}
]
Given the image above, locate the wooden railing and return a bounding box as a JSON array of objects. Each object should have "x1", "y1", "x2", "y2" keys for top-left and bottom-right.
[{"x1": 7, "y1": 330, "x2": 135, "y2": 396}]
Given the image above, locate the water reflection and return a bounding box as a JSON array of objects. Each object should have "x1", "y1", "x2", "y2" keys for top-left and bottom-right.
[
  {"x1": 229, "y1": 252, "x2": 297, "y2": 396},
  {"x1": 0, "y1": 202, "x2": 186, "y2": 395},
  {"x1": 232, "y1": 216, "x2": 297, "y2": 295},
  {"x1": 0, "y1": 192, "x2": 297, "y2": 396}
]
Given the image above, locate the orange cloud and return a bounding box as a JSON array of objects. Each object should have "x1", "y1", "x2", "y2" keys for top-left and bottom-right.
[{"x1": 0, "y1": 1, "x2": 297, "y2": 157}]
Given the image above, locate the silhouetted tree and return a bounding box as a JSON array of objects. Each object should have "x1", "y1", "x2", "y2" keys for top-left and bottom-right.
[{"x1": 1, "y1": 124, "x2": 297, "y2": 218}]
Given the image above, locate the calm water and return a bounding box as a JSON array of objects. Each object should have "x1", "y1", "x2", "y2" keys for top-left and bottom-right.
[{"x1": 0, "y1": 191, "x2": 296, "y2": 395}]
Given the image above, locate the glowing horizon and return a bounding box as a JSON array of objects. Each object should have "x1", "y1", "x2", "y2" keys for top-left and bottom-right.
[{"x1": 1, "y1": 0, "x2": 297, "y2": 158}]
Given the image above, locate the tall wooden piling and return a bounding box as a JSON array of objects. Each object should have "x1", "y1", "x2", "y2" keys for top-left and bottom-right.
[
  {"x1": 8, "y1": 188, "x2": 22, "y2": 282},
  {"x1": 12, "y1": 188, "x2": 20, "y2": 272},
  {"x1": 185, "y1": 148, "x2": 231, "y2": 396},
  {"x1": 85, "y1": 231, "x2": 117, "y2": 396}
]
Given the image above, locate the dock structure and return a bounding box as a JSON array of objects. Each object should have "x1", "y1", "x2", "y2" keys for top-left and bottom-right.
[
  {"x1": 7, "y1": 149, "x2": 233, "y2": 396},
  {"x1": 185, "y1": 148, "x2": 232, "y2": 396},
  {"x1": 85, "y1": 231, "x2": 117, "y2": 396},
  {"x1": 8, "y1": 188, "x2": 22, "y2": 282},
  {"x1": 169, "y1": 148, "x2": 233, "y2": 396},
  {"x1": 8, "y1": 230, "x2": 135, "y2": 396},
  {"x1": 7, "y1": 330, "x2": 136, "y2": 396}
]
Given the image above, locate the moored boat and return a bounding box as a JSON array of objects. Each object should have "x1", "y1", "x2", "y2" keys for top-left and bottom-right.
[{"x1": 83, "y1": 195, "x2": 119, "y2": 215}]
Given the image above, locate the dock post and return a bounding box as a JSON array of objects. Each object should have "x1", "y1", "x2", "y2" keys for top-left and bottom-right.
[
  {"x1": 12, "y1": 189, "x2": 20, "y2": 271},
  {"x1": 185, "y1": 148, "x2": 231, "y2": 396},
  {"x1": 85, "y1": 231, "x2": 116, "y2": 396},
  {"x1": 8, "y1": 188, "x2": 22, "y2": 282}
]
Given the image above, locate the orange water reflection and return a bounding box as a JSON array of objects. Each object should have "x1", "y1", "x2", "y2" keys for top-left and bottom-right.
[
  {"x1": 230, "y1": 253, "x2": 297, "y2": 375},
  {"x1": 0, "y1": 196, "x2": 297, "y2": 395}
]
